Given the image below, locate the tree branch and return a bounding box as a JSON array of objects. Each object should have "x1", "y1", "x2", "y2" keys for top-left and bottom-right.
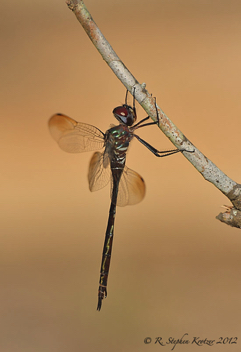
[{"x1": 66, "y1": 0, "x2": 241, "y2": 229}]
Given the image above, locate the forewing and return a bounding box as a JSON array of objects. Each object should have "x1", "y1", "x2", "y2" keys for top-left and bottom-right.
[
  {"x1": 111, "y1": 166, "x2": 146, "y2": 207},
  {"x1": 88, "y1": 151, "x2": 111, "y2": 192},
  {"x1": 48, "y1": 114, "x2": 104, "y2": 153}
]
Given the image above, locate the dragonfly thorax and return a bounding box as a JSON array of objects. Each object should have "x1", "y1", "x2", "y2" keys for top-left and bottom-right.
[
  {"x1": 105, "y1": 124, "x2": 133, "y2": 162},
  {"x1": 112, "y1": 104, "x2": 137, "y2": 126}
]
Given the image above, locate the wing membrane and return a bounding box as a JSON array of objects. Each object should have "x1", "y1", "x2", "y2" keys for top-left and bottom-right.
[
  {"x1": 49, "y1": 114, "x2": 104, "y2": 153},
  {"x1": 88, "y1": 151, "x2": 111, "y2": 192},
  {"x1": 111, "y1": 166, "x2": 146, "y2": 207}
]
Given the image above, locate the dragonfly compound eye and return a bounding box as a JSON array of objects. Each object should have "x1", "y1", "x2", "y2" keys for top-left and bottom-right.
[{"x1": 113, "y1": 104, "x2": 137, "y2": 126}]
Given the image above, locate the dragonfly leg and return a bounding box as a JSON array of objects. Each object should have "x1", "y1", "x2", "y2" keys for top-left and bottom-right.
[
  {"x1": 132, "y1": 97, "x2": 160, "y2": 130},
  {"x1": 133, "y1": 98, "x2": 194, "y2": 156},
  {"x1": 134, "y1": 134, "x2": 194, "y2": 157}
]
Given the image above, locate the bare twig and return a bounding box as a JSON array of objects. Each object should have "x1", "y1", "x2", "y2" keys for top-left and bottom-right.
[{"x1": 66, "y1": 0, "x2": 241, "y2": 228}]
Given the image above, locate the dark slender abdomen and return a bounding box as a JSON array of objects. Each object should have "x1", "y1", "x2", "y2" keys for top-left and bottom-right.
[{"x1": 97, "y1": 168, "x2": 122, "y2": 311}]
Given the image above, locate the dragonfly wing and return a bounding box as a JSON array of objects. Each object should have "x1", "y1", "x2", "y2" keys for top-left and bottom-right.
[
  {"x1": 49, "y1": 114, "x2": 104, "y2": 153},
  {"x1": 88, "y1": 151, "x2": 111, "y2": 192},
  {"x1": 111, "y1": 166, "x2": 146, "y2": 207}
]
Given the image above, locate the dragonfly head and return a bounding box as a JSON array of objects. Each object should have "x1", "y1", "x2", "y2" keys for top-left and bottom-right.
[{"x1": 112, "y1": 104, "x2": 137, "y2": 126}]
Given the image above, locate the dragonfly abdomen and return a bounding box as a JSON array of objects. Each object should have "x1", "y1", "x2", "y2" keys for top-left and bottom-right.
[{"x1": 97, "y1": 173, "x2": 120, "y2": 311}]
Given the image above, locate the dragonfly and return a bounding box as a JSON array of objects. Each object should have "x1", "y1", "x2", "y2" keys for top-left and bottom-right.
[{"x1": 48, "y1": 90, "x2": 193, "y2": 311}]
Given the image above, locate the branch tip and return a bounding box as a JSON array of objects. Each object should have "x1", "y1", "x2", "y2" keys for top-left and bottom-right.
[{"x1": 216, "y1": 207, "x2": 241, "y2": 229}]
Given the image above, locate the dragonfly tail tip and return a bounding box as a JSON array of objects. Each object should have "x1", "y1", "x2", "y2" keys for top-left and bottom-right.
[{"x1": 97, "y1": 298, "x2": 102, "y2": 311}]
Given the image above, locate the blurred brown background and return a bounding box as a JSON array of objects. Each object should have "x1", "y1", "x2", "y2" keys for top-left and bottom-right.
[{"x1": 1, "y1": 0, "x2": 241, "y2": 351}]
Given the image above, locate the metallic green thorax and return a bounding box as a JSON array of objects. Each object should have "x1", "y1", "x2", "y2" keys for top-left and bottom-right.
[{"x1": 105, "y1": 125, "x2": 133, "y2": 165}]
